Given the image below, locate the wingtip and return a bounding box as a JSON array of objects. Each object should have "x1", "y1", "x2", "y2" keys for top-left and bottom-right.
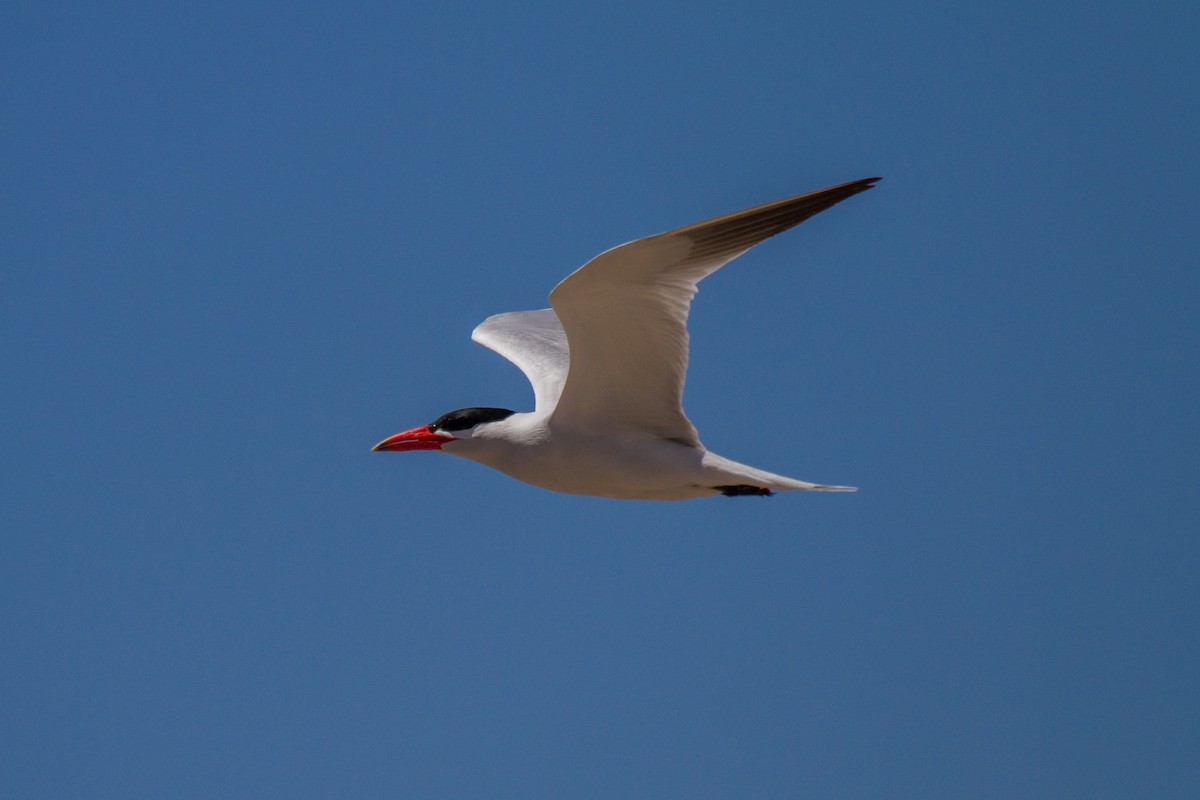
[
  {"x1": 847, "y1": 176, "x2": 882, "y2": 192},
  {"x1": 793, "y1": 176, "x2": 881, "y2": 215},
  {"x1": 835, "y1": 176, "x2": 881, "y2": 196}
]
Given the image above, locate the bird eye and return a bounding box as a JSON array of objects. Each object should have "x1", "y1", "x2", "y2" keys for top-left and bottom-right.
[{"x1": 426, "y1": 424, "x2": 438, "y2": 433}]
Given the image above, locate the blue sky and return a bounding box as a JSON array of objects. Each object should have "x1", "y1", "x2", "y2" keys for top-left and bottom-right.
[{"x1": 2, "y1": 2, "x2": 1197, "y2": 797}]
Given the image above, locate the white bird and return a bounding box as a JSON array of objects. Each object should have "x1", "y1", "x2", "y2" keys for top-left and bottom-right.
[{"x1": 374, "y1": 177, "x2": 879, "y2": 500}]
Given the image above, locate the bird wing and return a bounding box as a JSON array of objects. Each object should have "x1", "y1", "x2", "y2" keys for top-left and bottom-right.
[
  {"x1": 471, "y1": 308, "x2": 570, "y2": 414},
  {"x1": 547, "y1": 177, "x2": 880, "y2": 446}
]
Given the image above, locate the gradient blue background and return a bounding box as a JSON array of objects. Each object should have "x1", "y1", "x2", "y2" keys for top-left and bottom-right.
[{"x1": 3, "y1": 2, "x2": 1197, "y2": 797}]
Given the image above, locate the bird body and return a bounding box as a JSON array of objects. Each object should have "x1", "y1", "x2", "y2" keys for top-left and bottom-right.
[
  {"x1": 437, "y1": 411, "x2": 844, "y2": 501},
  {"x1": 374, "y1": 177, "x2": 879, "y2": 500}
]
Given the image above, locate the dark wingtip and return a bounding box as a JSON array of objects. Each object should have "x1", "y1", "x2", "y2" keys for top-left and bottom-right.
[
  {"x1": 802, "y1": 175, "x2": 882, "y2": 213},
  {"x1": 839, "y1": 176, "x2": 882, "y2": 194},
  {"x1": 835, "y1": 176, "x2": 882, "y2": 196},
  {"x1": 714, "y1": 485, "x2": 775, "y2": 497}
]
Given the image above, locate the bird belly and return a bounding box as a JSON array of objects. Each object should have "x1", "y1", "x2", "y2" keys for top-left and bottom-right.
[{"x1": 450, "y1": 434, "x2": 719, "y2": 501}]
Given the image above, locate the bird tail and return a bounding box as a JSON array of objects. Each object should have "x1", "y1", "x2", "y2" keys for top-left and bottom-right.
[{"x1": 701, "y1": 451, "x2": 857, "y2": 493}]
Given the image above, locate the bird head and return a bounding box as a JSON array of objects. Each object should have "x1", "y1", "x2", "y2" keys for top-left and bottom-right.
[{"x1": 372, "y1": 407, "x2": 516, "y2": 452}]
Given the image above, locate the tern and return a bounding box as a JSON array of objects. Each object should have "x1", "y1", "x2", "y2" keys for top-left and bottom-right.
[{"x1": 374, "y1": 177, "x2": 879, "y2": 500}]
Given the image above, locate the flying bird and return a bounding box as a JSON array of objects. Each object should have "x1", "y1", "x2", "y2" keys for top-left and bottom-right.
[{"x1": 374, "y1": 177, "x2": 879, "y2": 500}]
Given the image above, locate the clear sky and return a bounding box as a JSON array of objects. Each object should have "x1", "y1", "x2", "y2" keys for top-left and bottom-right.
[{"x1": 2, "y1": 2, "x2": 1197, "y2": 798}]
